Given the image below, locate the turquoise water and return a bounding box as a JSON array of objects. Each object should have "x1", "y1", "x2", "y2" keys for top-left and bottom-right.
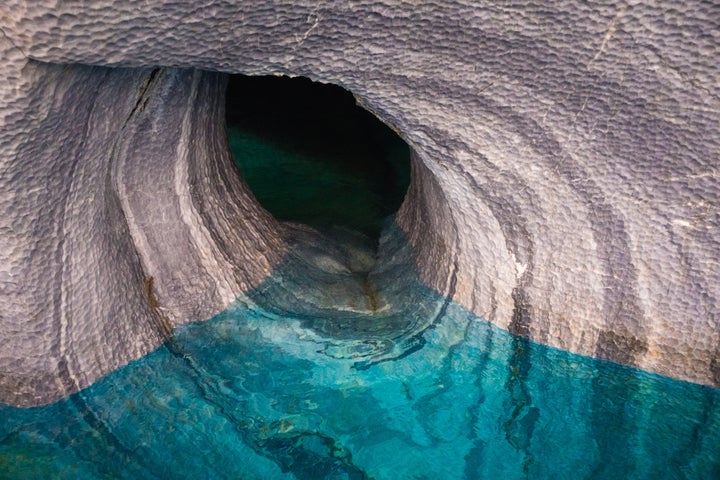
[{"x1": 1, "y1": 225, "x2": 719, "y2": 479}]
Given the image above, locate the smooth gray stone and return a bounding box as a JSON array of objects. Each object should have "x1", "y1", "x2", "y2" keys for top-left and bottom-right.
[{"x1": 0, "y1": 1, "x2": 718, "y2": 405}]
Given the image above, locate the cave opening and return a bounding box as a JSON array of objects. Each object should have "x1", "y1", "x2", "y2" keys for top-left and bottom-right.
[{"x1": 225, "y1": 74, "x2": 411, "y2": 245}]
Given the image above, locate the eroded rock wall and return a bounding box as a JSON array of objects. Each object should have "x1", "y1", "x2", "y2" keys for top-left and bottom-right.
[
  {"x1": 0, "y1": 56, "x2": 284, "y2": 405},
  {"x1": 110, "y1": 68, "x2": 284, "y2": 323},
  {"x1": 1, "y1": 1, "x2": 718, "y2": 404},
  {"x1": 0, "y1": 58, "x2": 166, "y2": 405}
]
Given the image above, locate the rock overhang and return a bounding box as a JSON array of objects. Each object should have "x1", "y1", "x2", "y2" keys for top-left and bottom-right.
[{"x1": 0, "y1": 1, "x2": 718, "y2": 405}]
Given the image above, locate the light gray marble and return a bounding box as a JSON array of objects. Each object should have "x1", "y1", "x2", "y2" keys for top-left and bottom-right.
[{"x1": 1, "y1": 1, "x2": 718, "y2": 405}]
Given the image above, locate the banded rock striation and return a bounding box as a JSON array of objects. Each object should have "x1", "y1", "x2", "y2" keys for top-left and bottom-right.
[{"x1": 0, "y1": 0, "x2": 718, "y2": 405}]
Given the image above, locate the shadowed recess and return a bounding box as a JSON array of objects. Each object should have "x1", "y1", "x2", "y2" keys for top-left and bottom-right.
[{"x1": 226, "y1": 74, "x2": 411, "y2": 242}]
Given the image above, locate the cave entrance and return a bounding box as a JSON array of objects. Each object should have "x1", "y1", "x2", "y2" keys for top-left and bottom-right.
[{"x1": 225, "y1": 74, "x2": 410, "y2": 244}]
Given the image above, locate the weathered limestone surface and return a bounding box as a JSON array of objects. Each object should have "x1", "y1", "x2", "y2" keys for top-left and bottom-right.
[
  {"x1": 0, "y1": 59, "x2": 164, "y2": 405},
  {"x1": 1, "y1": 1, "x2": 718, "y2": 404},
  {"x1": 0, "y1": 56, "x2": 284, "y2": 405}
]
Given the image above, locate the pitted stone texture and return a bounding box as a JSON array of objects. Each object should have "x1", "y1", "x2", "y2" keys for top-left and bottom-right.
[
  {"x1": 0, "y1": 60, "x2": 166, "y2": 405},
  {"x1": 0, "y1": 60, "x2": 285, "y2": 406},
  {"x1": 111, "y1": 69, "x2": 284, "y2": 324},
  {"x1": 1, "y1": 0, "x2": 719, "y2": 402}
]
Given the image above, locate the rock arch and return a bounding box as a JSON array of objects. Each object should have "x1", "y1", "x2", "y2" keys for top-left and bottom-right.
[{"x1": 1, "y1": 1, "x2": 718, "y2": 405}]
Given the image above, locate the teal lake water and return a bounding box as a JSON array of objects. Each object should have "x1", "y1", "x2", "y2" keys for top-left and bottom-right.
[{"x1": 2, "y1": 245, "x2": 719, "y2": 478}]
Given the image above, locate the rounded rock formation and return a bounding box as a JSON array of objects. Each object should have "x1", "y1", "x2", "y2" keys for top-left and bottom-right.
[{"x1": 0, "y1": 0, "x2": 718, "y2": 405}]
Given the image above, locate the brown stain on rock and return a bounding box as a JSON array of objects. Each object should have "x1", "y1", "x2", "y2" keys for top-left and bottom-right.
[{"x1": 145, "y1": 276, "x2": 173, "y2": 338}]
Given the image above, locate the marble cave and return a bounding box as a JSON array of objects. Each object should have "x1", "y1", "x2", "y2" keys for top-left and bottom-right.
[{"x1": 0, "y1": 1, "x2": 719, "y2": 478}]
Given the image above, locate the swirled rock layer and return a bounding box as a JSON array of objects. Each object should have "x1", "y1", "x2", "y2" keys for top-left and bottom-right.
[{"x1": 0, "y1": 0, "x2": 718, "y2": 405}]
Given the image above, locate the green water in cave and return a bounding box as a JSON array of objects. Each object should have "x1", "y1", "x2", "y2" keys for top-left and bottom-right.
[{"x1": 226, "y1": 74, "x2": 410, "y2": 241}]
